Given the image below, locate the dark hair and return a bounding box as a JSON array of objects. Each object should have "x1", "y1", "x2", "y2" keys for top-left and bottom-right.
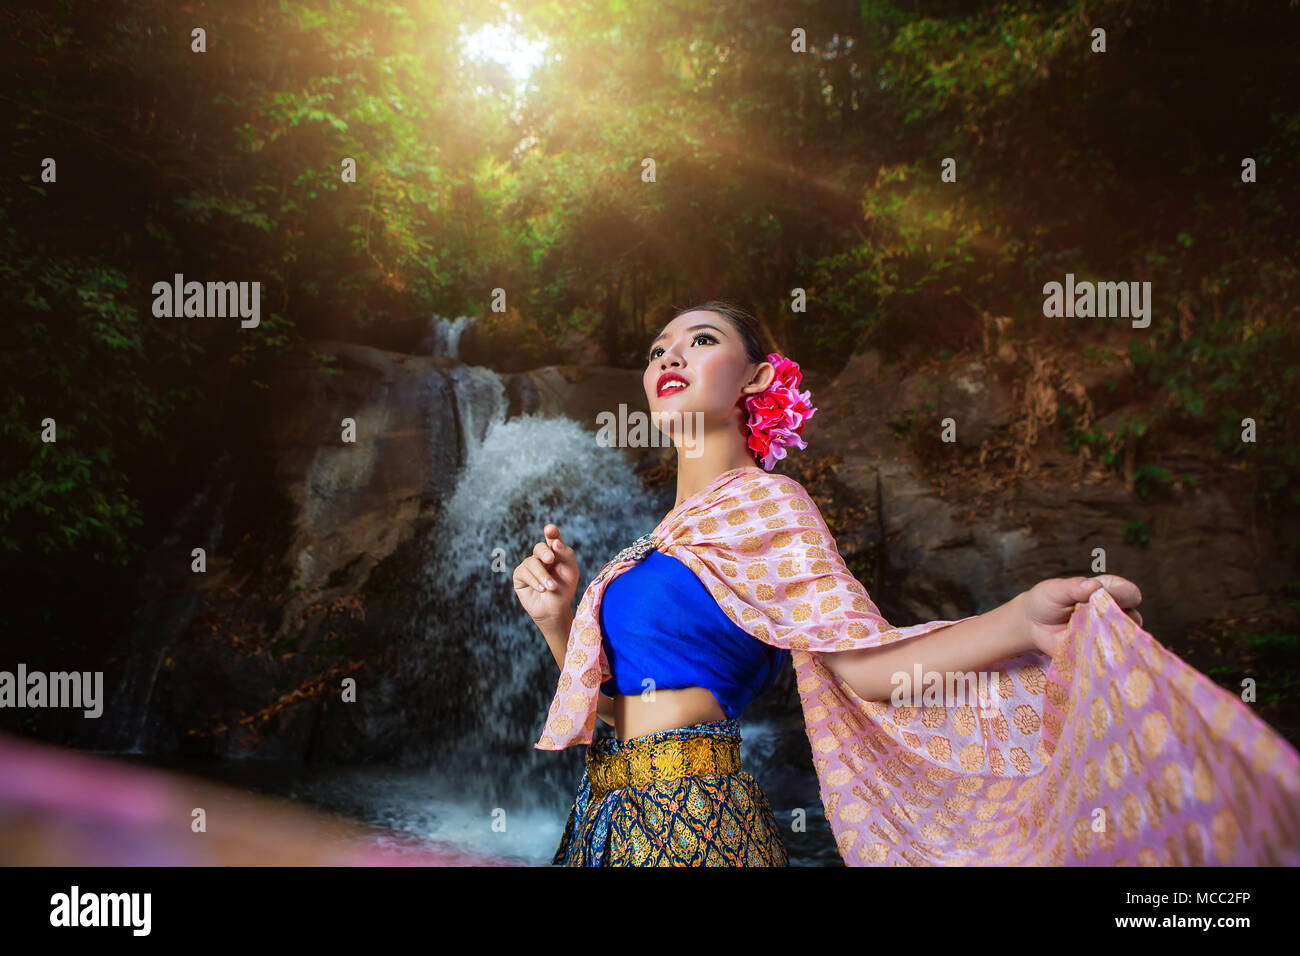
[{"x1": 665, "y1": 300, "x2": 768, "y2": 366}]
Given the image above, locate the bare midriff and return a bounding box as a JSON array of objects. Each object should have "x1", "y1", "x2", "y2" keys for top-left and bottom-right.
[{"x1": 612, "y1": 687, "x2": 726, "y2": 741}]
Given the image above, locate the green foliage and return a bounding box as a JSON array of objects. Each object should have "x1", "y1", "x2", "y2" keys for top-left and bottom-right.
[
  {"x1": 1121, "y1": 520, "x2": 1149, "y2": 548},
  {"x1": 0, "y1": 0, "x2": 501, "y2": 565},
  {"x1": 1, "y1": 0, "x2": 1297, "y2": 575},
  {"x1": 1064, "y1": 416, "x2": 1141, "y2": 468},
  {"x1": 1131, "y1": 465, "x2": 1196, "y2": 501},
  {"x1": 0, "y1": 216, "x2": 201, "y2": 560},
  {"x1": 1205, "y1": 617, "x2": 1300, "y2": 711},
  {"x1": 1130, "y1": 257, "x2": 1300, "y2": 510}
]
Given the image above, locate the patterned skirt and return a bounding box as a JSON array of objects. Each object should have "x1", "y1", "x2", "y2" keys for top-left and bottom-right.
[{"x1": 551, "y1": 717, "x2": 789, "y2": 866}]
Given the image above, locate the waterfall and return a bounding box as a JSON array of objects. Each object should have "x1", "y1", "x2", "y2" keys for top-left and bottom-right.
[
  {"x1": 408, "y1": 312, "x2": 790, "y2": 825},
  {"x1": 442, "y1": 363, "x2": 510, "y2": 451},
  {"x1": 424, "y1": 314, "x2": 475, "y2": 359},
  {"x1": 415, "y1": 393, "x2": 663, "y2": 807}
]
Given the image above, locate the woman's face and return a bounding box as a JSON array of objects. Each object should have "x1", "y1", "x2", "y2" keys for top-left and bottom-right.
[{"x1": 643, "y1": 310, "x2": 771, "y2": 431}]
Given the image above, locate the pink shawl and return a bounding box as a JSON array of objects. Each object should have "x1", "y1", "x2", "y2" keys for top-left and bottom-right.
[{"x1": 537, "y1": 466, "x2": 1300, "y2": 865}]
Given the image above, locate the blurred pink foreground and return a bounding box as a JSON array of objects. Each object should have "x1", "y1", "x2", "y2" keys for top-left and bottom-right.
[{"x1": 0, "y1": 732, "x2": 521, "y2": 866}]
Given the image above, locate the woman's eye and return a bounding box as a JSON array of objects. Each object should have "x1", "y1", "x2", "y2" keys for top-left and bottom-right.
[{"x1": 648, "y1": 333, "x2": 716, "y2": 362}]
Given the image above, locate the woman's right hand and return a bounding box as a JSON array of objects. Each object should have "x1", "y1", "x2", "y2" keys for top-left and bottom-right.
[{"x1": 513, "y1": 523, "x2": 581, "y2": 626}]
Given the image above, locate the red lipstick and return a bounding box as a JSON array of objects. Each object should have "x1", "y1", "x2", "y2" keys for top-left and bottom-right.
[{"x1": 657, "y1": 371, "x2": 689, "y2": 396}]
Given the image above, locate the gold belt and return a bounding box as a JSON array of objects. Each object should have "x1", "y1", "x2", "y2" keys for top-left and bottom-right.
[{"x1": 588, "y1": 733, "x2": 741, "y2": 802}]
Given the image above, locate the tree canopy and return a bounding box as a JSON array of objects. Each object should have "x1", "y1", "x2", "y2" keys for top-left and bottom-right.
[{"x1": 2, "y1": 0, "x2": 1297, "y2": 573}]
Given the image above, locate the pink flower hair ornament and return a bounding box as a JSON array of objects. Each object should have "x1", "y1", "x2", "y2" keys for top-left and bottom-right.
[{"x1": 742, "y1": 352, "x2": 818, "y2": 471}]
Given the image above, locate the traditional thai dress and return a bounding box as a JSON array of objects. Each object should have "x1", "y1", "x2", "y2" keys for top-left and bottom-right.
[
  {"x1": 551, "y1": 547, "x2": 790, "y2": 865},
  {"x1": 541, "y1": 466, "x2": 1300, "y2": 866}
]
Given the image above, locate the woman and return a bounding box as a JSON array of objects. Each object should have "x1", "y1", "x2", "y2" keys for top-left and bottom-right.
[{"x1": 515, "y1": 301, "x2": 1300, "y2": 866}]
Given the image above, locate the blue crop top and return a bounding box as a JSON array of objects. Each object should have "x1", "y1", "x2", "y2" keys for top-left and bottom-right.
[{"x1": 599, "y1": 549, "x2": 790, "y2": 719}]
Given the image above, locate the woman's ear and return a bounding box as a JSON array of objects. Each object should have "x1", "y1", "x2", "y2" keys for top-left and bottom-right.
[{"x1": 744, "y1": 361, "x2": 776, "y2": 394}]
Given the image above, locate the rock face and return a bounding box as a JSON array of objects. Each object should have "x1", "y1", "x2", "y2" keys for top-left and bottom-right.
[
  {"x1": 814, "y1": 346, "x2": 1280, "y2": 634},
  {"x1": 261, "y1": 346, "x2": 656, "y2": 600},
  {"x1": 99, "y1": 332, "x2": 1288, "y2": 768}
]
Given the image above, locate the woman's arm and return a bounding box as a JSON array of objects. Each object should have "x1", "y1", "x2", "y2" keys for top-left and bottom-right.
[
  {"x1": 538, "y1": 607, "x2": 575, "y2": 671},
  {"x1": 815, "y1": 574, "x2": 1145, "y2": 703},
  {"x1": 815, "y1": 591, "x2": 1034, "y2": 703},
  {"x1": 537, "y1": 606, "x2": 616, "y2": 727}
]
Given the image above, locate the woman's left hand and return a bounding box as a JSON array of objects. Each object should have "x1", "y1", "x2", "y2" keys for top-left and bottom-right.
[{"x1": 1020, "y1": 575, "x2": 1143, "y2": 657}]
